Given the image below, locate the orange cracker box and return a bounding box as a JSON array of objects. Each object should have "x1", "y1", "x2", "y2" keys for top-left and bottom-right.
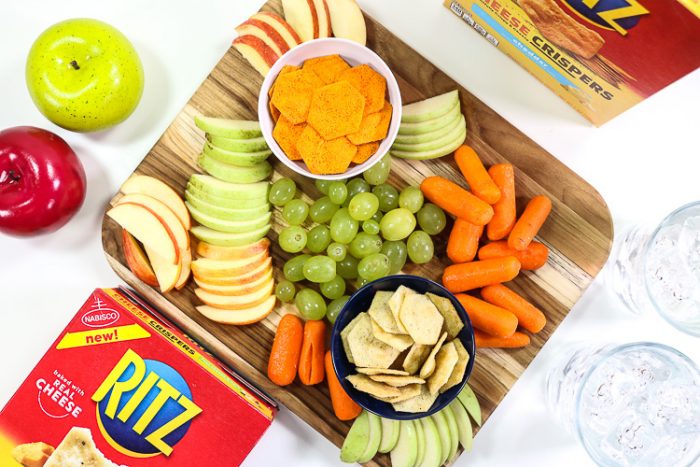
[
  {"x1": 0, "y1": 288, "x2": 276, "y2": 466},
  {"x1": 444, "y1": 0, "x2": 700, "y2": 125}
]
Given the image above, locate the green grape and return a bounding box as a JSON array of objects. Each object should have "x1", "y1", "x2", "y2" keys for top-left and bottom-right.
[
  {"x1": 307, "y1": 225, "x2": 331, "y2": 253},
  {"x1": 275, "y1": 280, "x2": 296, "y2": 302},
  {"x1": 283, "y1": 254, "x2": 311, "y2": 282},
  {"x1": 309, "y1": 196, "x2": 339, "y2": 224},
  {"x1": 398, "y1": 186, "x2": 424, "y2": 213},
  {"x1": 346, "y1": 178, "x2": 370, "y2": 200},
  {"x1": 362, "y1": 219, "x2": 380, "y2": 235},
  {"x1": 337, "y1": 255, "x2": 359, "y2": 279},
  {"x1": 328, "y1": 181, "x2": 348, "y2": 205},
  {"x1": 327, "y1": 295, "x2": 350, "y2": 325},
  {"x1": 315, "y1": 179, "x2": 332, "y2": 195},
  {"x1": 356, "y1": 277, "x2": 370, "y2": 289},
  {"x1": 295, "y1": 288, "x2": 327, "y2": 320},
  {"x1": 380, "y1": 208, "x2": 416, "y2": 241},
  {"x1": 348, "y1": 192, "x2": 379, "y2": 221},
  {"x1": 278, "y1": 226, "x2": 307, "y2": 253},
  {"x1": 282, "y1": 199, "x2": 309, "y2": 225},
  {"x1": 417, "y1": 203, "x2": 447, "y2": 235},
  {"x1": 372, "y1": 184, "x2": 399, "y2": 212},
  {"x1": 326, "y1": 242, "x2": 347, "y2": 262},
  {"x1": 371, "y1": 211, "x2": 383, "y2": 223},
  {"x1": 330, "y1": 208, "x2": 359, "y2": 244},
  {"x1": 363, "y1": 154, "x2": 392, "y2": 185},
  {"x1": 381, "y1": 240, "x2": 408, "y2": 274},
  {"x1": 349, "y1": 232, "x2": 383, "y2": 259},
  {"x1": 269, "y1": 178, "x2": 296, "y2": 206},
  {"x1": 303, "y1": 255, "x2": 337, "y2": 283},
  {"x1": 407, "y1": 230, "x2": 434, "y2": 264},
  {"x1": 320, "y1": 275, "x2": 346, "y2": 300},
  {"x1": 358, "y1": 253, "x2": 391, "y2": 281}
]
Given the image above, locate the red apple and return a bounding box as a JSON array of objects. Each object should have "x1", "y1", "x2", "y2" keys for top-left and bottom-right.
[{"x1": 0, "y1": 126, "x2": 86, "y2": 237}]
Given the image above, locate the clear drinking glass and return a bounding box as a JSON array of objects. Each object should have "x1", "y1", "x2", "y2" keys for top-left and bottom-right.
[
  {"x1": 545, "y1": 342, "x2": 700, "y2": 467},
  {"x1": 609, "y1": 201, "x2": 700, "y2": 336}
]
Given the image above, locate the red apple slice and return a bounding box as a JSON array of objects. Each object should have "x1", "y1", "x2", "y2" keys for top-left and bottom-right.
[
  {"x1": 107, "y1": 203, "x2": 179, "y2": 265},
  {"x1": 175, "y1": 248, "x2": 192, "y2": 290},
  {"x1": 117, "y1": 193, "x2": 189, "y2": 252},
  {"x1": 251, "y1": 12, "x2": 302, "y2": 49},
  {"x1": 121, "y1": 229, "x2": 159, "y2": 287},
  {"x1": 120, "y1": 175, "x2": 191, "y2": 230},
  {"x1": 196, "y1": 238, "x2": 270, "y2": 260},
  {"x1": 312, "y1": 0, "x2": 332, "y2": 38},
  {"x1": 145, "y1": 244, "x2": 182, "y2": 293},
  {"x1": 193, "y1": 258, "x2": 272, "y2": 287},
  {"x1": 196, "y1": 295, "x2": 277, "y2": 325},
  {"x1": 327, "y1": 0, "x2": 366, "y2": 45},
  {"x1": 233, "y1": 35, "x2": 280, "y2": 77},
  {"x1": 195, "y1": 268, "x2": 273, "y2": 295},
  {"x1": 195, "y1": 279, "x2": 273, "y2": 310},
  {"x1": 236, "y1": 19, "x2": 291, "y2": 57},
  {"x1": 191, "y1": 250, "x2": 269, "y2": 279},
  {"x1": 282, "y1": 0, "x2": 319, "y2": 42}
]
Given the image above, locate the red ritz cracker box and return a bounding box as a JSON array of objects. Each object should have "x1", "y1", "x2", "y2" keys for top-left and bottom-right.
[{"x1": 0, "y1": 288, "x2": 276, "y2": 467}]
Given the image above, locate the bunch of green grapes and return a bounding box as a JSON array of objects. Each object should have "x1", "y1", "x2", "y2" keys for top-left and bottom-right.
[{"x1": 269, "y1": 155, "x2": 446, "y2": 324}]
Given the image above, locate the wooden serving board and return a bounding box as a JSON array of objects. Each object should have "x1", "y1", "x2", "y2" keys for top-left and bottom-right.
[{"x1": 101, "y1": 1, "x2": 613, "y2": 465}]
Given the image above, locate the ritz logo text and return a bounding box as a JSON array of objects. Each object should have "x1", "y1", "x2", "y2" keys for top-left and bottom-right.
[
  {"x1": 92, "y1": 349, "x2": 202, "y2": 458},
  {"x1": 560, "y1": 0, "x2": 650, "y2": 35}
]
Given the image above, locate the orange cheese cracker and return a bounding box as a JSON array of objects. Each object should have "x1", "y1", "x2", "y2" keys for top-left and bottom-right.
[
  {"x1": 271, "y1": 68, "x2": 324, "y2": 124},
  {"x1": 273, "y1": 115, "x2": 306, "y2": 161},
  {"x1": 338, "y1": 64, "x2": 387, "y2": 115},
  {"x1": 303, "y1": 55, "x2": 351, "y2": 84},
  {"x1": 268, "y1": 64, "x2": 300, "y2": 98},
  {"x1": 347, "y1": 101, "x2": 392, "y2": 145},
  {"x1": 297, "y1": 126, "x2": 357, "y2": 175},
  {"x1": 307, "y1": 81, "x2": 365, "y2": 140},
  {"x1": 269, "y1": 101, "x2": 281, "y2": 123},
  {"x1": 353, "y1": 142, "x2": 380, "y2": 164}
]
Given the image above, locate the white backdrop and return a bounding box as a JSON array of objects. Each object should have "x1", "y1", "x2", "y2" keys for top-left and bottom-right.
[{"x1": 1, "y1": 1, "x2": 699, "y2": 466}]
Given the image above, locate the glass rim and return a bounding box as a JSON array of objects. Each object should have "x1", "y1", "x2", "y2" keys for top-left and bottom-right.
[{"x1": 573, "y1": 341, "x2": 700, "y2": 467}]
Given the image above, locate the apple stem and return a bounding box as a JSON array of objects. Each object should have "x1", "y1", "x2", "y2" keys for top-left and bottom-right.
[
  {"x1": 70, "y1": 60, "x2": 80, "y2": 70},
  {"x1": 8, "y1": 170, "x2": 20, "y2": 182}
]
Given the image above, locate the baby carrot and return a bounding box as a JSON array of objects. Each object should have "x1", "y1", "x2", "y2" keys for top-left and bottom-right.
[
  {"x1": 486, "y1": 164, "x2": 516, "y2": 241},
  {"x1": 442, "y1": 256, "x2": 521, "y2": 293},
  {"x1": 447, "y1": 219, "x2": 483, "y2": 263},
  {"x1": 478, "y1": 240, "x2": 549, "y2": 270},
  {"x1": 298, "y1": 320, "x2": 326, "y2": 385},
  {"x1": 454, "y1": 145, "x2": 501, "y2": 205},
  {"x1": 474, "y1": 330, "x2": 530, "y2": 348},
  {"x1": 456, "y1": 294, "x2": 518, "y2": 338},
  {"x1": 481, "y1": 284, "x2": 546, "y2": 333},
  {"x1": 508, "y1": 195, "x2": 552, "y2": 251},
  {"x1": 268, "y1": 314, "x2": 303, "y2": 386},
  {"x1": 420, "y1": 176, "x2": 494, "y2": 226},
  {"x1": 325, "y1": 351, "x2": 362, "y2": 421}
]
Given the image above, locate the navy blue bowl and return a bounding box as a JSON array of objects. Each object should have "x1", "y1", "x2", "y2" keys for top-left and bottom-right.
[{"x1": 330, "y1": 275, "x2": 476, "y2": 420}]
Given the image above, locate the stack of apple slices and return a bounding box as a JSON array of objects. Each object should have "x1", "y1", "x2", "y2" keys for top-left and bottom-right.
[
  {"x1": 108, "y1": 175, "x2": 192, "y2": 293},
  {"x1": 186, "y1": 116, "x2": 276, "y2": 325},
  {"x1": 233, "y1": 12, "x2": 301, "y2": 77},
  {"x1": 390, "y1": 90, "x2": 468, "y2": 160}
]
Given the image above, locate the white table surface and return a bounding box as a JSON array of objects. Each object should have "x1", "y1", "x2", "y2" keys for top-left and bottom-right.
[{"x1": 1, "y1": 1, "x2": 698, "y2": 466}]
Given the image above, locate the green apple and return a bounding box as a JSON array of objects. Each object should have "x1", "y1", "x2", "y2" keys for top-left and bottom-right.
[
  {"x1": 203, "y1": 143, "x2": 271, "y2": 167},
  {"x1": 186, "y1": 202, "x2": 270, "y2": 233},
  {"x1": 188, "y1": 174, "x2": 269, "y2": 200},
  {"x1": 441, "y1": 404, "x2": 460, "y2": 461},
  {"x1": 390, "y1": 127, "x2": 466, "y2": 160},
  {"x1": 449, "y1": 400, "x2": 473, "y2": 452},
  {"x1": 401, "y1": 90, "x2": 459, "y2": 123},
  {"x1": 397, "y1": 101, "x2": 460, "y2": 135},
  {"x1": 198, "y1": 153, "x2": 272, "y2": 184},
  {"x1": 195, "y1": 115, "x2": 262, "y2": 139},
  {"x1": 340, "y1": 411, "x2": 370, "y2": 463},
  {"x1": 418, "y1": 417, "x2": 442, "y2": 467},
  {"x1": 414, "y1": 419, "x2": 426, "y2": 466},
  {"x1": 185, "y1": 185, "x2": 268, "y2": 210},
  {"x1": 26, "y1": 18, "x2": 144, "y2": 132},
  {"x1": 430, "y1": 411, "x2": 451, "y2": 466},
  {"x1": 185, "y1": 190, "x2": 269, "y2": 220},
  {"x1": 378, "y1": 417, "x2": 400, "y2": 453},
  {"x1": 357, "y1": 412, "x2": 382, "y2": 463},
  {"x1": 390, "y1": 420, "x2": 418, "y2": 467},
  {"x1": 392, "y1": 116, "x2": 466, "y2": 152},
  {"x1": 207, "y1": 134, "x2": 268, "y2": 153},
  {"x1": 457, "y1": 384, "x2": 482, "y2": 426},
  {"x1": 394, "y1": 112, "x2": 463, "y2": 145},
  {"x1": 190, "y1": 224, "x2": 270, "y2": 247}
]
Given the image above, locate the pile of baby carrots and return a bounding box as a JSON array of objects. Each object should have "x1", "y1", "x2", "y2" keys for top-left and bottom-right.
[
  {"x1": 420, "y1": 145, "x2": 552, "y2": 349},
  {"x1": 268, "y1": 314, "x2": 361, "y2": 420}
]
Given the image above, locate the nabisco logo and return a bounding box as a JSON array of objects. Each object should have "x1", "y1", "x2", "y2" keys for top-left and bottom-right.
[{"x1": 81, "y1": 296, "x2": 120, "y2": 328}]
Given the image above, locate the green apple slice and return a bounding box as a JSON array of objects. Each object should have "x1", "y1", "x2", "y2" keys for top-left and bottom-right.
[
  {"x1": 401, "y1": 90, "x2": 459, "y2": 123},
  {"x1": 340, "y1": 411, "x2": 370, "y2": 463},
  {"x1": 207, "y1": 134, "x2": 268, "y2": 153},
  {"x1": 392, "y1": 115, "x2": 466, "y2": 152},
  {"x1": 357, "y1": 412, "x2": 382, "y2": 463},
  {"x1": 203, "y1": 143, "x2": 271, "y2": 167},
  {"x1": 187, "y1": 203, "x2": 271, "y2": 233},
  {"x1": 185, "y1": 191, "x2": 269, "y2": 221},
  {"x1": 414, "y1": 419, "x2": 425, "y2": 466},
  {"x1": 378, "y1": 417, "x2": 400, "y2": 453},
  {"x1": 194, "y1": 115, "x2": 262, "y2": 139},
  {"x1": 185, "y1": 185, "x2": 268, "y2": 210},
  {"x1": 394, "y1": 110, "x2": 463, "y2": 144},
  {"x1": 190, "y1": 224, "x2": 270, "y2": 247},
  {"x1": 417, "y1": 417, "x2": 442, "y2": 467},
  {"x1": 390, "y1": 420, "x2": 418, "y2": 467},
  {"x1": 398, "y1": 101, "x2": 460, "y2": 135},
  {"x1": 457, "y1": 384, "x2": 482, "y2": 426},
  {"x1": 391, "y1": 127, "x2": 466, "y2": 160},
  {"x1": 442, "y1": 404, "x2": 460, "y2": 461},
  {"x1": 198, "y1": 154, "x2": 272, "y2": 184},
  {"x1": 430, "y1": 411, "x2": 451, "y2": 466},
  {"x1": 188, "y1": 174, "x2": 269, "y2": 200},
  {"x1": 449, "y1": 400, "x2": 473, "y2": 452}
]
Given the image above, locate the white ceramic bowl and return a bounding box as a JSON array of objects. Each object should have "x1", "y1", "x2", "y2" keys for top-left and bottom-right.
[{"x1": 258, "y1": 38, "x2": 402, "y2": 181}]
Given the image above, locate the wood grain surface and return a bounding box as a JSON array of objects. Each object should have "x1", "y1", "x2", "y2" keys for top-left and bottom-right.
[{"x1": 101, "y1": 1, "x2": 613, "y2": 465}]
